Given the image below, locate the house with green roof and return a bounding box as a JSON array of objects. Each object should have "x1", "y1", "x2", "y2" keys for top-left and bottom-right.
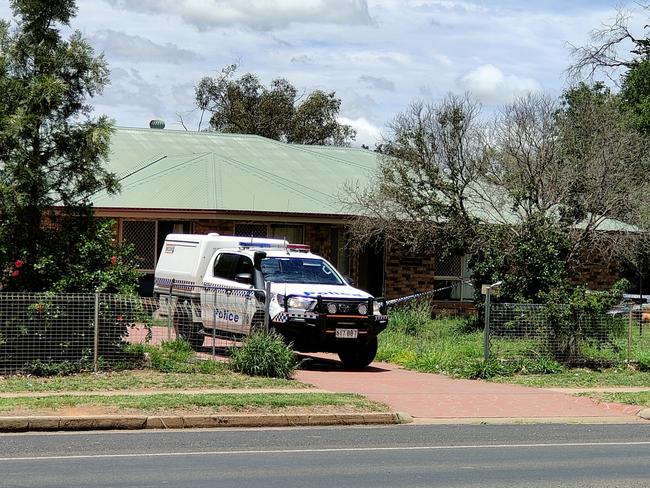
[
  {"x1": 93, "y1": 126, "x2": 392, "y2": 297},
  {"x1": 94, "y1": 126, "x2": 624, "y2": 303}
]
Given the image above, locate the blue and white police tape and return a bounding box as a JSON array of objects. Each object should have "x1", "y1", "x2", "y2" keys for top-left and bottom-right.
[{"x1": 385, "y1": 279, "x2": 474, "y2": 307}]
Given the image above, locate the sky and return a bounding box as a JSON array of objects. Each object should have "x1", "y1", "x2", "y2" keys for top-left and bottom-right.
[{"x1": 1, "y1": 0, "x2": 647, "y2": 147}]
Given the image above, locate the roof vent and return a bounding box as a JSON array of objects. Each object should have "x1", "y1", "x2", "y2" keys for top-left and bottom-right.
[{"x1": 149, "y1": 119, "x2": 165, "y2": 129}]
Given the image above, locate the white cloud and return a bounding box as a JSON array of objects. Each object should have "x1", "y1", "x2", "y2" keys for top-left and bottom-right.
[
  {"x1": 339, "y1": 116, "x2": 382, "y2": 148},
  {"x1": 90, "y1": 30, "x2": 200, "y2": 63},
  {"x1": 459, "y1": 64, "x2": 541, "y2": 104},
  {"x1": 103, "y1": 0, "x2": 373, "y2": 31}
]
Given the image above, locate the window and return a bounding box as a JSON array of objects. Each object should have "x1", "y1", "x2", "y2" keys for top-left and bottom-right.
[
  {"x1": 235, "y1": 256, "x2": 254, "y2": 276},
  {"x1": 121, "y1": 220, "x2": 192, "y2": 272},
  {"x1": 270, "y1": 224, "x2": 304, "y2": 244},
  {"x1": 433, "y1": 251, "x2": 473, "y2": 301},
  {"x1": 122, "y1": 220, "x2": 156, "y2": 271},
  {"x1": 234, "y1": 223, "x2": 268, "y2": 238},
  {"x1": 213, "y1": 253, "x2": 241, "y2": 280},
  {"x1": 261, "y1": 257, "x2": 343, "y2": 285},
  {"x1": 329, "y1": 227, "x2": 350, "y2": 276}
]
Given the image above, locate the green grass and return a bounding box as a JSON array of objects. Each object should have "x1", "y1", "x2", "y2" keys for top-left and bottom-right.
[
  {"x1": 492, "y1": 368, "x2": 650, "y2": 388},
  {"x1": 0, "y1": 392, "x2": 386, "y2": 414},
  {"x1": 0, "y1": 369, "x2": 310, "y2": 393},
  {"x1": 377, "y1": 304, "x2": 485, "y2": 377},
  {"x1": 577, "y1": 391, "x2": 650, "y2": 408},
  {"x1": 378, "y1": 301, "x2": 650, "y2": 384}
]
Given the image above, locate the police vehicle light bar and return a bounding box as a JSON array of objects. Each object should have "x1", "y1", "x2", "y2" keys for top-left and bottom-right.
[{"x1": 287, "y1": 244, "x2": 311, "y2": 252}]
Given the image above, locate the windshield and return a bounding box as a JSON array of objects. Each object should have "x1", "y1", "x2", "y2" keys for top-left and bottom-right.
[{"x1": 261, "y1": 257, "x2": 344, "y2": 285}]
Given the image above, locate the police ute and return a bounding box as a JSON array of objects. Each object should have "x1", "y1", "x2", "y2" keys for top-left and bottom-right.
[{"x1": 154, "y1": 233, "x2": 388, "y2": 368}]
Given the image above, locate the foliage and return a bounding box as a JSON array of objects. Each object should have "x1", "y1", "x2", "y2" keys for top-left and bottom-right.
[
  {"x1": 470, "y1": 215, "x2": 571, "y2": 303},
  {"x1": 229, "y1": 330, "x2": 296, "y2": 379},
  {"x1": 195, "y1": 64, "x2": 355, "y2": 146},
  {"x1": 621, "y1": 58, "x2": 650, "y2": 134},
  {"x1": 48, "y1": 219, "x2": 141, "y2": 294},
  {"x1": 0, "y1": 293, "x2": 148, "y2": 374},
  {"x1": 635, "y1": 351, "x2": 650, "y2": 372},
  {"x1": 540, "y1": 279, "x2": 630, "y2": 363},
  {"x1": 0, "y1": 0, "x2": 130, "y2": 293},
  {"x1": 287, "y1": 90, "x2": 356, "y2": 145},
  {"x1": 347, "y1": 89, "x2": 650, "y2": 305}
]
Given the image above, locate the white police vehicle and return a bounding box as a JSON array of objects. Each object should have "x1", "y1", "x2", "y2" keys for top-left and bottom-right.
[{"x1": 154, "y1": 234, "x2": 388, "y2": 368}]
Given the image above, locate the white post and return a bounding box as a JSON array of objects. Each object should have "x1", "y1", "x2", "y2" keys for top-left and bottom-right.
[
  {"x1": 94, "y1": 292, "x2": 100, "y2": 373},
  {"x1": 263, "y1": 281, "x2": 272, "y2": 332}
]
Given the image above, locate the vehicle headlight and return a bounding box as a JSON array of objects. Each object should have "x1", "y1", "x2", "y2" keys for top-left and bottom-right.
[
  {"x1": 373, "y1": 301, "x2": 382, "y2": 315},
  {"x1": 327, "y1": 303, "x2": 338, "y2": 314},
  {"x1": 286, "y1": 296, "x2": 317, "y2": 311},
  {"x1": 273, "y1": 293, "x2": 285, "y2": 306},
  {"x1": 357, "y1": 303, "x2": 368, "y2": 315}
]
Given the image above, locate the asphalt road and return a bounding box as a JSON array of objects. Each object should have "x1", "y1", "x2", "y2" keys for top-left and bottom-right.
[{"x1": 2, "y1": 424, "x2": 650, "y2": 487}]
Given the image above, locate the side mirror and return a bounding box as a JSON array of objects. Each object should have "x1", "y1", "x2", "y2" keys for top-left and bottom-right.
[
  {"x1": 234, "y1": 273, "x2": 253, "y2": 285},
  {"x1": 253, "y1": 251, "x2": 267, "y2": 270},
  {"x1": 343, "y1": 275, "x2": 355, "y2": 286}
]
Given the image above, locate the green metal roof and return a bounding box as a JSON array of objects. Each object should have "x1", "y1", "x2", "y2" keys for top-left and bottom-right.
[
  {"x1": 93, "y1": 127, "x2": 640, "y2": 232},
  {"x1": 92, "y1": 127, "x2": 378, "y2": 215}
]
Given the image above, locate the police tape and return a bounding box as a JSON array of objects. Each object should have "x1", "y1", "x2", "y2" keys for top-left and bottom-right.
[{"x1": 385, "y1": 279, "x2": 474, "y2": 307}]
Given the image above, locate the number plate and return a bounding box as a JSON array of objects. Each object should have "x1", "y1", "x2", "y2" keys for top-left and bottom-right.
[{"x1": 335, "y1": 328, "x2": 358, "y2": 339}]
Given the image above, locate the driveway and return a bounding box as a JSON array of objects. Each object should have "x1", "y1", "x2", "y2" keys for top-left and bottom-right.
[{"x1": 295, "y1": 355, "x2": 644, "y2": 422}]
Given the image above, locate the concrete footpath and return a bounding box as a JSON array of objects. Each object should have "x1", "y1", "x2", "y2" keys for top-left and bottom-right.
[{"x1": 295, "y1": 355, "x2": 649, "y2": 424}]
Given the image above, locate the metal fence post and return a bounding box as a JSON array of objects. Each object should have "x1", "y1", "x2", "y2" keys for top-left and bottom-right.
[
  {"x1": 167, "y1": 279, "x2": 175, "y2": 340},
  {"x1": 263, "y1": 281, "x2": 271, "y2": 332},
  {"x1": 483, "y1": 289, "x2": 491, "y2": 362},
  {"x1": 628, "y1": 308, "x2": 633, "y2": 364},
  {"x1": 94, "y1": 292, "x2": 100, "y2": 373}
]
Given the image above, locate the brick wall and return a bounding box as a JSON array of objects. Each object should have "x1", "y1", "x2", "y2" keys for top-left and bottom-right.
[
  {"x1": 384, "y1": 244, "x2": 435, "y2": 299},
  {"x1": 571, "y1": 254, "x2": 621, "y2": 290}
]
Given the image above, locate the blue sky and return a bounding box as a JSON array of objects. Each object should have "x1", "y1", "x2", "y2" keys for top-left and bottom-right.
[{"x1": 1, "y1": 0, "x2": 647, "y2": 146}]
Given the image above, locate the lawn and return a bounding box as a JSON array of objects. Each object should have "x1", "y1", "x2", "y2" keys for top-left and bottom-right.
[
  {"x1": 0, "y1": 392, "x2": 387, "y2": 416},
  {"x1": 0, "y1": 369, "x2": 310, "y2": 393}
]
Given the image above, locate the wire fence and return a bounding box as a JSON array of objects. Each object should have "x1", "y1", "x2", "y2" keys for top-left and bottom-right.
[
  {"x1": 0, "y1": 288, "x2": 267, "y2": 375},
  {"x1": 487, "y1": 302, "x2": 650, "y2": 367}
]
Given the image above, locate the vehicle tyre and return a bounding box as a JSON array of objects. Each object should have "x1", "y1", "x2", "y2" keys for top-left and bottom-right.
[
  {"x1": 337, "y1": 336, "x2": 378, "y2": 369},
  {"x1": 173, "y1": 301, "x2": 204, "y2": 350}
]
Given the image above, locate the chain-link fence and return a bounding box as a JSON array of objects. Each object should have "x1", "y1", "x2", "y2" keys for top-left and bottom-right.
[
  {"x1": 0, "y1": 286, "x2": 267, "y2": 374},
  {"x1": 487, "y1": 302, "x2": 650, "y2": 366}
]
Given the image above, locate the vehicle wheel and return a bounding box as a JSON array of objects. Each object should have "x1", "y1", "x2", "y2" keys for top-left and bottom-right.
[
  {"x1": 337, "y1": 336, "x2": 378, "y2": 369},
  {"x1": 173, "y1": 302, "x2": 204, "y2": 350}
]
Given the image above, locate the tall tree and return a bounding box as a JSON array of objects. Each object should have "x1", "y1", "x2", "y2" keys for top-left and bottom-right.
[
  {"x1": 620, "y1": 58, "x2": 650, "y2": 133},
  {"x1": 195, "y1": 65, "x2": 356, "y2": 146},
  {"x1": 567, "y1": 4, "x2": 650, "y2": 82},
  {"x1": 346, "y1": 91, "x2": 650, "y2": 302},
  {"x1": 0, "y1": 0, "x2": 123, "y2": 291}
]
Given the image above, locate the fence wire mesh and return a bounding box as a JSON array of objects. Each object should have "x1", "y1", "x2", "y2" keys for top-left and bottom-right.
[
  {"x1": 0, "y1": 288, "x2": 266, "y2": 375},
  {"x1": 488, "y1": 302, "x2": 650, "y2": 367}
]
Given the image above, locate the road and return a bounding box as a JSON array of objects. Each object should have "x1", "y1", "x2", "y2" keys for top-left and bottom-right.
[{"x1": 2, "y1": 424, "x2": 650, "y2": 487}]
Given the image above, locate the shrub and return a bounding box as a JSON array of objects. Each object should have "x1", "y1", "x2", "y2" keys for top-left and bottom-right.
[
  {"x1": 229, "y1": 330, "x2": 296, "y2": 379},
  {"x1": 540, "y1": 280, "x2": 629, "y2": 363},
  {"x1": 0, "y1": 293, "x2": 148, "y2": 374}
]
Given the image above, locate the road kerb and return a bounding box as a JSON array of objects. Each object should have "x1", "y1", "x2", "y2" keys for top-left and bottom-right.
[{"x1": 0, "y1": 412, "x2": 400, "y2": 432}]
